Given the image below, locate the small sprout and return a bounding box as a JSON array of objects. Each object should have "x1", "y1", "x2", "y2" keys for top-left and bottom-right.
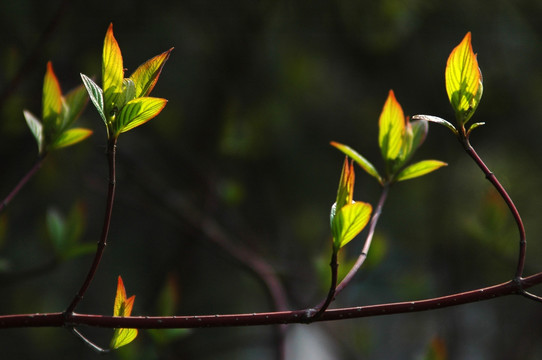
[
  {"x1": 81, "y1": 23, "x2": 173, "y2": 140},
  {"x1": 333, "y1": 91, "x2": 446, "y2": 184},
  {"x1": 330, "y1": 158, "x2": 373, "y2": 251},
  {"x1": 445, "y1": 32, "x2": 483, "y2": 126},
  {"x1": 24, "y1": 62, "x2": 92, "y2": 155},
  {"x1": 110, "y1": 276, "x2": 138, "y2": 349}
]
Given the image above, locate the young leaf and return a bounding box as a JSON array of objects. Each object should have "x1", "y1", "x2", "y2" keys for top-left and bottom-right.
[
  {"x1": 332, "y1": 202, "x2": 373, "y2": 249},
  {"x1": 42, "y1": 62, "x2": 63, "y2": 128},
  {"x1": 409, "y1": 119, "x2": 429, "y2": 153},
  {"x1": 445, "y1": 32, "x2": 483, "y2": 125},
  {"x1": 395, "y1": 160, "x2": 448, "y2": 182},
  {"x1": 23, "y1": 110, "x2": 44, "y2": 154},
  {"x1": 411, "y1": 114, "x2": 458, "y2": 134},
  {"x1": 80, "y1": 74, "x2": 106, "y2": 124},
  {"x1": 379, "y1": 90, "x2": 405, "y2": 162},
  {"x1": 50, "y1": 128, "x2": 93, "y2": 150},
  {"x1": 330, "y1": 141, "x2": 382, "y2": 183},
  {"x1": 102, "y1": 23, "x2": 124, "y2": 116},
  {"x1": 62, "y1": 84, "x2": 89, "y2": 129},
  {"x1": 116, "y1": 97, "x2": 167, "y2": 134},
  {"x1": 130, "y1": 48, "x2": 174, "y2": 98},
  {"x1": 111, "y1": 276, "x2": 138, "y2": 349}
]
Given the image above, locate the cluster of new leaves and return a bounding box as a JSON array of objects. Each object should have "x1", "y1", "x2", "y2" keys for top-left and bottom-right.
[
  {"x1": 23, "y1": 62, "x2": 92, "y2": 155},
  {"x1": 332, "y1": 90, "x2": 447, "y2": 185},
  {"x1": 81, "y1": 24, "x2": 173, "y2": 140}
]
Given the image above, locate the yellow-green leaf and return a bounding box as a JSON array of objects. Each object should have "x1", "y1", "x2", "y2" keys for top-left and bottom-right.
[
  {"x1": 332, "y1": 201, "x2": 372, "y2": 250},
  {"x1": 42, "y1": 62, "x2": 62, "y2": 128},
  {"x1": 62, "y1": 84, "x2": 88, "y2": 129},
  {"x1": 111, "y1": 328, "x2": 138, "y2": 350},
  {"x1": 102, "y1": 23, "x2": 124, "y2": 116},
  {"x1": 50, "y1": 128, "x2": 93, "y2": 150},
  {"x1": 116, "y1": 97, "x2": 167, "y2": 134},
  {"x1": 130, "y1": 48, "x2": 174, "y2": 98},
  {"x1": 445, "y1": 32, "x2": 483, "y2": 125},
  {"x1": 111, "y1": 276, "x2": 138, "y2": 349},
  {"x1": 331, "y1": 141, "x2": 382, "y2": 184},
  {"x1": 395, "y1": 160, "x2": 447, "y2": 182},
  {"x1": 379, "y1": 90, "x2": 405, "y2": 161}
]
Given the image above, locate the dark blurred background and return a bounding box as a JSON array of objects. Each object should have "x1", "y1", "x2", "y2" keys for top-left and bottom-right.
[{"x1": 2, "y1": 0, "x2": 542, "y2": 359}]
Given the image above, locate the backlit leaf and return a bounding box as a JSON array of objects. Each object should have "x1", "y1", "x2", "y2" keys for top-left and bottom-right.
[
  {"x1": 62, "y1": 84, "x2": 88, "y2": 129},
  {"x1": 51, "y1": 128, "x2": 93, "y2": 150},
  {"x1": 116, "y1": 97, "x2": 167, "y2": 134},
  {"x1": 23, "y1": 110, "x2": 44, "y2": 154},
  {"x1": 130, "y1": 48, "x2": 174, "y2": 97},
  {"x1": 332, "y1": 202, "x2": 373, "y2": 249},
  {"x1": 395, "y1": 160, "x2": 447, "y2": 182},
  {"x1": 445, "y1": 32, "x2": 483, "y2": 125},
  {"x1": 331, "y1": 141, "x2": 382, "y2": 183},
  {"x1": 80, "y1": 74, "x2": 106, "y2": 124},
  {"x1": 42, "y1": 62, "x2": 62, "y2": 128},
  {"x1": 102, "y1": 23, "x2": 124, "y2": 116},
  {"x1": 409, "y1": 119, "x2": 429, "y2": 154},
  {"x1": 111, "y1": 328, "x2": 138, "y2": 350},
  {"x1": 111, "y1": 276, "x2": 138, "y2": 349},
  {"x1": 379, "y1": 90, "x2": 405, "y2": 161}
]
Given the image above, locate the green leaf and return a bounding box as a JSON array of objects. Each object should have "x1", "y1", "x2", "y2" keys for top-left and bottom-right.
[
  {"x1": 118, "y1": 78, "x2": 136, "y2": 107},
  {"x1": 46, "y1": 208, "x2": 66, "y2": 253},
  {"x1": 102, "y1": 23, "x2": 124, "y2": 117},
  {"x1": 42, "y1": 62, "x2": 62, "y2": 128},
  {"x1": 23, "y1": 110, "x2": 44, "y2": 154},
  {"x1": 410, "y1": 119, "x2": 428, "y2": 153},
  {"x1": 332, "y1": 201, "x2": 372, "y2": 249},
  {"x1": 115, "y1": 97, "x2": 167, "y2": 134},
  {"x1": 50, "y1": 128, "x2": 93, "y2": 150},
  {"x1": 395, "y1": 160, "x2": 447, "y2": 182},
  {"x1": 111, "y1": 328, "x2": 138, "y2": 350},
  {"x1": 379, "y1": 90, "x2": 405, "y2": 162},
  {"x1": 62, "y1": 84, "x2": 88, "y2": 129},
  {"x1": 130, "y1": 48, "x2": 173, "y2": 98},
  {"x1": 81, "y1": 73, "x2": 106, "y2": 124},
  {"x1": 411, "y1": 115, "x2": 458, "y2": 135},
  {"x1": 330, "y1": 142, "x2": 382, "y2": 183},
  {"x1": 445, "y1": 32, "x2": 483, "y2": 125}
]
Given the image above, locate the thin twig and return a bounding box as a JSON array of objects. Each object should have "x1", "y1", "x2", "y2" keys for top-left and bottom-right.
[
  {"x1": 521, "y1": 290, "x2": 542, "y2": 304},
  {"x1": 310, "y1": 251, "x2": 338, "y2": 320},
  {"x1": 0, "y1": 155, "x2": 47, "y2": 213},
  {"x1": 65, "y1": 138, "x2": 117, "y2": 315},
  {"x1": 459, "y1": 134, "x2": 527, "y2": 279},
  {"x1": 69, "y1": 327, "x2": 109, "y2": 354}
]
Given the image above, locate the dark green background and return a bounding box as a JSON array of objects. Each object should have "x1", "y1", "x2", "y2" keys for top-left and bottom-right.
[{"x1": 2, "y1": 0, "x2": 542, "y2": 359}]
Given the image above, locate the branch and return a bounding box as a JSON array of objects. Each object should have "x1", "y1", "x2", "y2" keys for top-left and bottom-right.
[
  {"x1": 65, "y1": 138, "x2": 117, "y2": 314},
  {"x1": 3, "y1": 272, "x2": 542, "y2": 329},
  {"x1": 460, "y1": 134, "x2": 527, "y2": 278},
  {"x1": 310, "y1": 251, "x2": 338, "y2": 320},
  {"x1": 1, "y1": 155, "x2": 47, "y2": 213}
]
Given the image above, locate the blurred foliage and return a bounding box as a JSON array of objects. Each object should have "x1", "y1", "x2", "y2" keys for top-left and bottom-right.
[{"x1": 2, "y1": 0, "x2": 542, "y2": 359}]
